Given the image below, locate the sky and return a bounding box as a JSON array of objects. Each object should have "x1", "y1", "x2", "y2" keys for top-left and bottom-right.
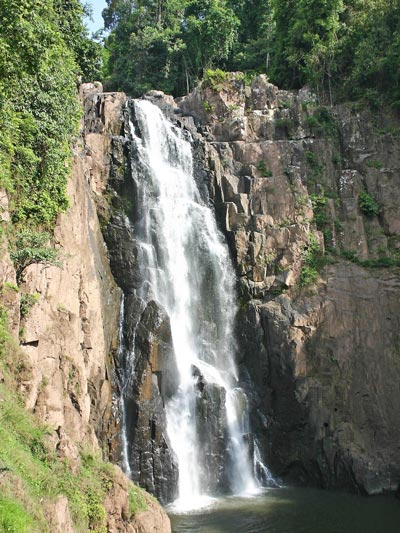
[{"x1": 84, "y1": 0, "x2": 107, "y2": 34}]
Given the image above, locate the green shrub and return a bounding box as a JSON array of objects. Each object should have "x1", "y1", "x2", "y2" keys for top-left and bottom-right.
[
  {"x1": 235, "y1": 71, "x2": 256, "y2": 86},
  {"x1": 300, "y1": 233, "x2": 326, "y2": 287},
  {"x1": 256, "y1": 160, "x2": 272, "y2": 177},
  {"x1": 304, "y1": 107, "x2": 337, "y2": 137},
  {"x1": 9, "y1": 230, "x2": 60, "y2": 280},
  {"x1": 203, "y1": 100, "x2": 213, "y2": 113},
  {"x1": 310, "y1": 194, "x2": 328, "y2": 228},
  {"x1": 358, "y1": 190, "x2": 380, "y2": 217},
  {"x1": 203, "y1": 69, "x2": 228, "y2": 91},
  {"x1": 20, "y1": 293, "x2": 39, "y2": 319}
]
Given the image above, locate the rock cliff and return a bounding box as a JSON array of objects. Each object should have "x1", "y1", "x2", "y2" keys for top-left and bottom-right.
[
  {"x1": 75, "y1": 74, "x2": 400, "y2": 499},
  {"x1": 177, "y1": 73, "x2": 400, "y2": 495},
  {"x1": 4, "y1": 72, "x2": 397, "y2": 531},
  {"x1": 0, "y1": 83, "x2": 171, "y2": 532},
  {"x1": 79, "y1": 73, "x2": 400, "y2": 499}
]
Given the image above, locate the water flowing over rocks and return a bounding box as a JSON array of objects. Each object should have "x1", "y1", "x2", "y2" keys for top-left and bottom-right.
[
  {"x1": 176, "y1": 73, "x2": 400, "y2": 495},
  {"x1": 5, "y1": 73, "x2": 399, "y2": 530},
  {"x1": 99, "y1": 96, "x2": 258, "y2": 506},
  {"x1": 78, "y1": 75, "x2": 400, "y2": 501}
]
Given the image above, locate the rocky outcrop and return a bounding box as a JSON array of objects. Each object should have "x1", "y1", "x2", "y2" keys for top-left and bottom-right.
[
  {"x1": 82, "y1": 87, "x2": 180, "y2": 504},
  {"x1": 18, "y1": 151, "x2": 121, "y2": 464},
  {"x1": 255, "y1": 264, "x2": 400, "y2": 494},
  {"x1": 125, "y1": 300, "x2": 179, "y2": 503},
  {"x1": 103, "y1": 465, "x2": 171, "y2": 533},
  {"x1": 177, "y1": 73, "x2": 400, "y2": 495}
]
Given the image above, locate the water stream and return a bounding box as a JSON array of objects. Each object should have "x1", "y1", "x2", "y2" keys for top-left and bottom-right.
[{"x1": 123, "y1": 100, "x2": 265, "y2": 510}]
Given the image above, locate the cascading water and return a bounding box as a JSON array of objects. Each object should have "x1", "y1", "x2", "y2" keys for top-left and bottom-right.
[{"x1": 126, "y1": 99, "x2": 261, "y2": 510}]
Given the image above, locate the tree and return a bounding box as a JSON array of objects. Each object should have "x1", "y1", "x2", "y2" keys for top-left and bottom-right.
[
  {"x1": 104, "y1": 0, "x2": 239, "y2": 95},
  {"x1": 335, "y1": 0, "x2": 400, "y2": 106},
  {"x1": 271, "y1": 0, "x2": 343, "y2": 96},
  {"x1": 182, "y1": 0, "x2": 239, "y2": 80},
  {"x1": 54, "y1": 0, "x2": 103, "y2": 81},
  {"x1": 0, "y1": 0, "x2": 96, "y2": 225},
  {"x1": 104, "y1": 0, "x2": 186, "y2": 95},
  {"x1": 226, "y1": 0, "x2": 274, "y2": 73}
]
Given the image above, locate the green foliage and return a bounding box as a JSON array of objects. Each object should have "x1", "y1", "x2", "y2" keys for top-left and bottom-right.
[
  {"x1": 359, "y1": 190, "x2": 380, "y2": 217},
  {"x1": 256, "y1": 160, "x2": 272, "y2": 177},
  {"x1": 104, "y1": 0, "x2": 239, "y2": 96},
  {"x1": 0, "y1": 311, "x2": 148, "y2": 531},
  {"x1": 10, "y1": 230, "x2": 60, "y2": 280},
  {"x1": 0, "y1": 497, "x2": 33, "y2": 533},
  {"x1": 311, "y1": 194, "x2": 328, "y2": 228},
  {"x1": 235, "y1": 71, "x2": 256, "y2": 86},
  {"x1": 300, "y1": 232, "x2": 326, "y2": 287},
  {"x1": 128, "y1": 485, "x2": 147, "y2": 516},
  {"x1": 20, "y1": 293, "x2": 39, "y2": 319},
  {"x1": 0, "y1": 305, "x2": 9, "y2": 360},
  {"x1": 103, "y1": 0, "x2": 400, "y2": 106},
  {"x1": 271, "y1": 0, "x2": 344, "y2": 92},
  {"x1": 0, "y1": 361, "x2": 137, "y2": 532},
  {"x1": 0, "y1": 0, "x2": 93, "y2": 226},
  {"x1": 184, "y1": 0, "x2": 239, "y2": 75},
  {"x1": 203, "y1": 68, "x2": 228, "y2": 90},
  {"x1": 203, "y1": 100, "x2": 213, "y2": 113},
  {"x1": 304, "y1": 107, "x2": 337, "y2": 137},
  {"x1": 54, "y1": 0, "x2": 103, "y2": 81},
  {"x1": 226, "y1": 0, "x2": 273, "y2": 74}
]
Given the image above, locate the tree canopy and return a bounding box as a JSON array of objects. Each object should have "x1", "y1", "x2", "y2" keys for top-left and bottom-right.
[
  {"x1": 103, "y1": 0, "x2": 239, "y2": 95},
  {"x1": 103, "y1": 0, "x2": 400, "y2": 107},
  {"x1": 0, "y1": 0, "x2": 102, "y2": 226}
]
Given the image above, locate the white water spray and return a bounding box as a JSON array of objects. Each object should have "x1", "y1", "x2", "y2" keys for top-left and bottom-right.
[{"x1": 129, "y1": 100, "x2": 258, "y2": 510}]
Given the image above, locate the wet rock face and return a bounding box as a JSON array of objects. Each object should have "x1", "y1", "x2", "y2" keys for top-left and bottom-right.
[
  {"x1": 124, "y1": 300, "x2": 179, "y2": 504},
  {"x1": 98, "y1": 104, "x2": 180, "y2": 502},
  {"x1": 178, "y1": 74, "x2": 400, "y2": 495},
  {"x1": 193, "y1": 366, "x2": 228, "y2": 493}
]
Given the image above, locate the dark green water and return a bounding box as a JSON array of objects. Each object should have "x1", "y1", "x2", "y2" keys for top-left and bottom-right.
[{"x1": 169, "y1": 488, "x2": 400, "y2": 533}]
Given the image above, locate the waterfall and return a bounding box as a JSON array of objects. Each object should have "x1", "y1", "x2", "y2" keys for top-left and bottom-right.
[
  {"x1": 118, "y1": 297, "x2": 131, "y2": 478},
  {"x1": 126, "y1": 99, "x2": 258, "y2": 510}
]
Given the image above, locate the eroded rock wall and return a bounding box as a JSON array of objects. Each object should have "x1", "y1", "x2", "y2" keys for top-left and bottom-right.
[
  {"x1": 177, "y1": 73, "x2": 400, "y2": 495},
  {"x1": 0, "y1": 83, "x2": 171, "y2": 531}
]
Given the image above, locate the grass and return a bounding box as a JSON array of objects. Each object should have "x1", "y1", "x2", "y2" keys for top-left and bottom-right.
[
  {"x1": 0, "y1": 305, "x2": 147, "y2": 532},
  {"x1": 0, "y1": 497, "x2": 34, "y2": 533},
  {"x1": 128, "y1": 485, "x2": 147, "y2": 516}
]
